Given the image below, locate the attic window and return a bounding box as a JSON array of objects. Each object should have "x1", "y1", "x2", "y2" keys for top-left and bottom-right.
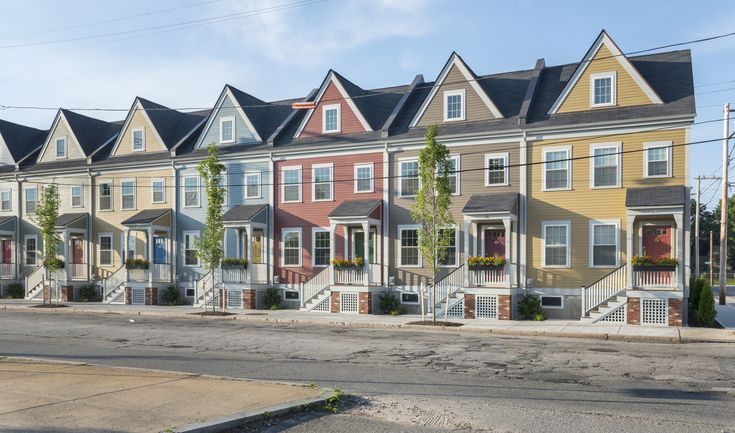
[
  {"x1": 132, "y1": 128, "x2": 145, "y2": 151},
  {"x1": 322, "y1": 104, "x2": 340, "y2": 133},
  {"x1": 444, "y1": 89, "x2": 465, "y2": 121},
  {"x1": 220, "y1": 116, "x2": 235, "y2": 144},
  {"x1": 55, "y1": 137, "x2": 66, "y2": 159},
  {"x1": 590, "y1": 72, "x2": 616, "y2": 107}
]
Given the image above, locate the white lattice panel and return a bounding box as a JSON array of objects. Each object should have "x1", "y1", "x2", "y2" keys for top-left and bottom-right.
[
  {"x1": 227, "y1": 290, "x2": 242, "y2": 308},
  {"x1": 641, "y1": 298, "x2": 667, "y2": 325},
  {"x1": 476, "y1": 295, "x2": 498, "y2": 319},
  {"x1": 312, "y1": 296, "x2": 331, "y2": 312},
  {"x1": 131, "y1": 288, "x2": 145, "y2": 305},
  {"x1": 256, "y1": 291, "x2": 266, "y2": 309},
  {"x1": 446, "y1": 300, "x2": 464, "y2": 319},
  {"x1": 340, "y1": 292, "x2": 359, "y2": 313},
  {"x1": 599, "y1": 305, "x2": 626, "y2": 323}
]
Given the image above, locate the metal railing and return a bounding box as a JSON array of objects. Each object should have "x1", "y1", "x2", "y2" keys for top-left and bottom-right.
[
  {"x1": 582, "y1": 264, "x2": 626, "y2": 317},
  {"x1": 103, "y1": 266, "x2": 126, "y2": 300},
  {"x1": 299, "y1": 265, "x2": 331, "y2": 308},
  {"x1": 24, "y1": 266, "x2": 45, "y2": 298}
]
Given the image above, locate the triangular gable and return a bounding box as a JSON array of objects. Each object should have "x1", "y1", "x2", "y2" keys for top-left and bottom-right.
[
  {"x1": 293, "y1": 71, "x2": 372, "y2": 138},
  {"x1": 0, "y1": 133, "x2": 13, "y2": 166},
  {"x1": 0, "y1": 119, "x2": 46, "y2": 165},
  {"x1": 37, "y1": 110, "x2": 87, "y2": 163},
  {"x1": 109, "y1": 98, "x2": 168, "y2": 157},
  {"x1": 548, "y1": 30, "x2": 663, "y2": 115},
  {"x1": 195, "y1": 85, "x2": 262, "y2": 148},
  {"x1": 410, "y1": 52, "x2": 503, "y2": 127}
]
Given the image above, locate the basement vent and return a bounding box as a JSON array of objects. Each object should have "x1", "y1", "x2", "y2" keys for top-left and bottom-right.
[{"x1": 476, "y1": 295, "x2": 498, "y2": 319}]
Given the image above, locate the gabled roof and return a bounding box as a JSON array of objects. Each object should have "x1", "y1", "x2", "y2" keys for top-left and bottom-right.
[
  {"x1": 0, "y1": 119, "x2": 47, "y2": 163},
  {"x1": 55, "y1": 212, "x2": 87, "y2": 228},
  {"x1": 409, "y1": 52, "x2": 504, "y2": 127},
  {"x1": 222, "y1": 204, "x2": 268, "y2": 223},
  {"x1": 328, "y1": 199, "x2": 382, "y2": 218},
  {"x1": 462, "y1": 193, "x2": 518, "y2": 214},
  {"x1": 38, "y1": 109, "x2": 121, "y2": 161},
  {"x1": 547, "y1": 30, "x2": 663, "y2": 115}
]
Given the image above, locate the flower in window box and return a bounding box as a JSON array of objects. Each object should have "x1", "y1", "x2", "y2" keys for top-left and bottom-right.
[
  {"x1": 467, "y1": 255, "x2": 505, "y2": 269},
  {"x1": 221, "y1": 258, "x2": 248, "y2": 269},
  {"x1": 331, "y1": 257, "x2": 364, "y2": 269},
  {"x1": 125, "y1": 258, "x2": 149, "y2": 269},
  {"x1": 631, "y1": 255, "x2": 677, "y2": 271}
]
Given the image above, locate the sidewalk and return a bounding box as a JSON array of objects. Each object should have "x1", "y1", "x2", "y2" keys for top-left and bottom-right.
[
  {"x1": 714, "y1": 295, "x2": 735, "y2": 328},
  {"x1": 2, "y1": 299, "x2": 734, "y2": 344}
]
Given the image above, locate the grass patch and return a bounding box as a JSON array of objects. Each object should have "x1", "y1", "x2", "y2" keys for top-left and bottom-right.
[{"x1": 321, "y1": 388, "x2": 344, "y2": 413}]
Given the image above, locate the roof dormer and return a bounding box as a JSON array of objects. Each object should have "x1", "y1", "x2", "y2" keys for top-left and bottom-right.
[{"x1": 37, "y1": 109, "x2": 118, "y2": 164}]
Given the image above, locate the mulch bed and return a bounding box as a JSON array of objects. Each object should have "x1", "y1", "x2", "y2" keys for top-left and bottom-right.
[
  {"x1": 191, "y1": 311, "x2": 237, "y2": 317},
  {"x1": 406, "y1": 320, "x2": 463, "y2": 327},
  {"x1": 30, "y1": 304, "x2": 69, "y2": 308},
  {"x1": 688, "y1": 313, "x2": 724, "y2": 329}
]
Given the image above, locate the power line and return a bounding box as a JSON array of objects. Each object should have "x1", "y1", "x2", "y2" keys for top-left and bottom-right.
[{"x1": 695, "y1": 79, "x2": 735, "y2": 88}]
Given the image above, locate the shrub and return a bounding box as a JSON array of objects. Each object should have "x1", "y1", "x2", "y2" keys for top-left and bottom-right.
[
  {"x1": 377, "y1": 292, "x2": 401, "y2": 315},
  {"x1": 534, "y1": 312, "x2": 547, "y2": 321},
  {"x1": 264, "y1": 287, "x2": 281, "y2": 310},
  {"x1": 161, "y1": 286, "x2": 180, "y2": 306},
  {"x1": 697, "y1": 281, "x2": 717, "y2": 326},
  {"x1": 6, "y1": 283, "x2": 23, "y2": 299},
  {"x1": 78, "y1": 284, "x2": 98, "y2": 302},
  {"x1": 517, "y1": 295, "x2": 544, "y2": 320},
  {"x1": 688, "y1": 276, "x2": 704, "y2": 313},
  {"x1": 125, "y1": 258, "x2": 149, "y2": 269},
  {"x1": 221, "y1": 258, "x2": 248, "y2": 268}
]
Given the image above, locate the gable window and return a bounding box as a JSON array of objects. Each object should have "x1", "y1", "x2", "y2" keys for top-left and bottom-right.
[
  {"x1": 71, "y1": 185, "x2": 83, "y2": 208},
  {"x1": 281, "y1": 166, "x2": 302, "y2": 203},
  {"x1": 437, "y1": 227, "x2": 458, "y2": 267},
  {"x1": 322, "y1": 104, "x2": 340, "y2": 133},
  {"x1": 542, "y1": 221, "x2": 570, "y2": 268},
  {"x1": 282, "y1": 228, "x2": 302, "y2": 267},
  {"x1": 399, "y1": 225, "x2": 420, "y2": 267},
  {"x1": 312, "y1": 229, "x2": 330, "y2": 267},
  {"x1": 99, "y1": 233, "x2": 113, "y2": 266},
  {"x1": 121, "y1": 179, "x2": 136, "y2": 210},
  {"x1": 132, "y1": 128, "x2": 145, "y2": 151},
  {"x1": 1, "y1": 190, "x2": 11, "y2": 211},
  {"x1": 25, "y1": 187, "x2": 37, "y2": 214},
  {"x1": 590, "y1": 221, "x2": 619, "y2": 268},
  {"x1": 644, "y1": 142, "x2": 672, "y2": 178},
  {"x1": 99, "y1": 181, "x2": 112, "y2": 210},
  {"x1": 591, "y1": 144, "x2": 621, "y2": 188},
  {"x1": 56, "y1": 137, "x2": 66, "y2": 159},
  {"x1": 543, "y1": 147, "x2": 571, "y2": 191},
  {"x1": 219, "y1": 116, "x2": 235, "y2": 144},
  {"x1": 485, "y1": 153, "x2": 508, "y2": 186},
  {"x1": 399, "y1": 159, "x2": 419, "y2": 197},
  {"x1": 183, "y1": 231, "x2": 199, "y2": 266},
  {"x1": 25, "y1": 235, "x2": 37, "y2": 265},
  {"x1": 445, "y1": 155, "x2": 460, "y2": 195},
  {"x1": 590, "y1": 72, "x2": 616, "y2": 107},
  {"x1": 151, "y1": 178, "x2": 165, "y2": 203},
  {"x1": 244, "y1": 171, "x2": 261, "y2": 199},
  {"x1": 354, "y1": 163, "x2": 373, "y2": 193},
  {"x1": 312, "y1": 164, "x2": 333, "y2": 201},
  {"x1": 444, "y1": 89, "x2": 465, "y2": 121},
  {"x1": 183, "y1": 176, "x2": 200, "y2": 207}
]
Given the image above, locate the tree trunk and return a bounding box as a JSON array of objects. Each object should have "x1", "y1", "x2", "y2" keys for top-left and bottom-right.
[{"x1": 432, "y1": 270, "x2": 436, "y2": 322}]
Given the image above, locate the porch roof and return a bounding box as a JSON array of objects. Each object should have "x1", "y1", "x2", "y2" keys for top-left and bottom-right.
[
  {"x1": 626, "y1": 186, "x2": 687, "y2": 208},
  {"x1": 55, "y1": 212, "x2": 87, "y2": 228},
  {"x1": 328, "y1": 199, "x2": 381, "y2": 218},
  {"x1": 122, "y1": 209, "x2": 171, "y2": 226},
  {"x1": 222, "y1": 204, "x2": 268, "y2": 224},
  {"x1": 462, "y1": 193, "x2": 518, "y2": 215},
  {"x1": 0, "y1": 215, "x2": 15, "y2": 232}
]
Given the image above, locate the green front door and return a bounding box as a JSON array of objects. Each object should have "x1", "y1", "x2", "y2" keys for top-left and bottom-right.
[{"x1": 353, "y1": 230, "x2": 375, "y2": 263}]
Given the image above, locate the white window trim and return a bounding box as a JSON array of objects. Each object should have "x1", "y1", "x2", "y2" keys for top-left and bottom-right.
[
  {"x1": 588, "y1": 219, "x2": 620, "y2": 268},
  {"x1": 281, "y1": 228, "x2": 302, "y2": 268},
  {"x1": 98, "y1": 180, "x2": 113, "y2": 211},
  {"x1": 589, "y1": 71, "x2": 617, "y2": 108},
  {"x1": 151, "y1": 178, "x2": 166, "y2": 204},
  {"x1": 542, "y1": 146, "x2": 573, "y2": 192},
  {"x1": 541, "y1": 220, "x2": 571, "y2": 268},
  {"x1": 219, "y1": 116, "x2": 236, "y2": 144},
  {"x1": 131, "y1": 128, "x2": 145, "y2": 152},
  {"x1": 322, "y1": 104, "x2": 341, "y2": 133},
  {"x1": 644, "y1": 141, "x2": 673, "y2": 178},
  {"x1": 24, "y1": 234, "x2": 37, "y2": 266},
  {"x1": 400, "y1": 291, "x2": 420, "y2": 305},
  {"x1": 438, "y1": 225, "x2": 459, "y2": 268},
  {"x1": 244, "y1": 170, "x2": 262, "y2": 199},
  {"x1": 484, "y1": 152, "x2": 509, "y2": 187},
  {"x1": 70, "y1": 185, "x2": 83, "y2": 208},
  {"x1": 589, "y1": 142, "x2": 622, "y2": 189},
  {"x1": 120, "y1": 178, "x2": 136, "y2": 210},
  {"x1": 540, "y1": 295, "x2": 565, "y2": 309},
  {"x1": 398, "y1": 224, "x2": 422, "y2": 268},
  {"x1": 182, "y1": 175, "x2": 201, "y2": 208},
  {"x1": 281, "y1": 165, "x2": 302, "y2": 204},
  {"x1": 311, "y1": 227, "x2": 330, "y2": 268},
  {"x1": 25, "y1": 187, "x2": 37, "y2": 214},
  {"x1": 98, "y1": 232, "x2": 113, "y2": 266},
  {"x1": 354, "y1": 163, "x2": 374, "y2": 193},
  {"x1": 446, "y1": 154, "x2": 461, "y2": 195},
  {"x1": 55, "y1": 136, "x2": 67, "y2": 159},
  {"x1": 311, "y1": 163, "x2": 334, "y2": 202},
  {"x1": 1, "y1": 189, "x2": 12, "y2": 211},
  {"x1": 183, "y1": 230, "x2": 200, "y2": 267},
  {"x1": 398, "y1": 158, "x2": 419, "y2": 198},
  {"x1": 443, "y1": 89, "x2": 466, "y2": 122}
]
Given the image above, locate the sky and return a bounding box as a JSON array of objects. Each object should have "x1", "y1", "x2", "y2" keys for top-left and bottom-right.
[{"x1": 0, "y1": 0, "x2": 733, "y2": 207}]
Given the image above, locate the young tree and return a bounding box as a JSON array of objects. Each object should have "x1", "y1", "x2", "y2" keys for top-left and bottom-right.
[
  {"x1": 195, "y1": 143, "x2": 226, "y2": 313},
  {"x1": 411, "y1": 124, "x2": 455, "y2": 322},
  {"x1": 35, "y1": 183, "x2": 61, "y2": 305}
]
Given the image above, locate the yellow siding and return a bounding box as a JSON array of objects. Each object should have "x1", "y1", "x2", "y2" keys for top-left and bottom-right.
[
  {"x1": 527, "y1": 128, "x2": 687, "y2": 289},
  {"x1": 417, "y1": 64, "x2": 497, "y2": 126},
  {"x1": 557, "y1": 44, "x2": 654, "y2": 113},
  {"x1": 113, "y1": 109, "x2": 166, "y2": 156},
  {"x1": 39, "y1": 119, "x2": 85, "y2": 162}
]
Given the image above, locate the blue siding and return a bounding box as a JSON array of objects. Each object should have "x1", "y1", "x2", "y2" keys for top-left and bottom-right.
[{"x1": 199, "y1": 95, "x2": 258, "y2": 147}]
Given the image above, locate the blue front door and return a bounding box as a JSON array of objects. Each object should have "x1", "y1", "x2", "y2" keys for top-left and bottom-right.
[{"x1": 153, "y1": 237, "x2": 166, "y2": 264}]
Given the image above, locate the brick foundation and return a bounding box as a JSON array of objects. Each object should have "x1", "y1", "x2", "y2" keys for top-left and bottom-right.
[
  {"x1": 464, "y1": 294, "x2": 476, "y2": 319},
  {"x1": 242, "y1": 289, "x2": 257, "y2": 309},
  {"x1": 61, "y1": 285, "x2": 74, "y2": 302},
  {"x1": 330, "y1": 291, "x2": 340, "y2": 313},
  {"x1": 627, "y1": 297, "x2": 641, "y2": 325},
  {"x1": 145, "y1": 287, "x2": 158, "y2": 305},
  {"x1": 498, "y1": 295, "x2": 512, "y2": 320},
  {"x1": 358, "y1": 292, "x2": 372, "y2": 314},
  {"x1": 668, "y1": 298, "x2": 683, "y2": 327},
  {"x1": 124, "y1": 287, "x2": 132, "y2": 304}
]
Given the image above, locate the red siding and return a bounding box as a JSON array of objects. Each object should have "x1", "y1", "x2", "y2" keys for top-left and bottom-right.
[
  {"x1": 275, "y1": 153, "x2": 383, "y2": 285},
  {"x1": 300, "y1": 82, "x2": 368, "y2": 137}
]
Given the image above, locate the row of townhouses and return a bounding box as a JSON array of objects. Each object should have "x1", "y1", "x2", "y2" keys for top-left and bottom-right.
[{"x1": 0, "y1": 31, "x2": 694, "y2": 326}]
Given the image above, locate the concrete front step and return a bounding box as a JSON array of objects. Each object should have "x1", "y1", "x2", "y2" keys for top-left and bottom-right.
[
  {"x1": 300, "y1": 289, "x2": 332, "y2": 312},
  {"x1": 584, "y1": 296, "x2": 628, "y2": 323}
]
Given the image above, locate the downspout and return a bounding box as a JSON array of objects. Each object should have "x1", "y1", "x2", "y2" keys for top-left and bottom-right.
[
  {"x1": 14, "y1": 173, "x2": 21, "y2": 284},
  {"x1": 382, "y1": 142, "x2": 390, "y2": 288},
  {"x1": 519, "y1": 130, "x2": 528, "y2": 295},
  {"x1": 268, "y1": 152, "x2": 274, "y2": 286},
  {"x1": 87, "y1": 168, "x2": 94, "y2": 285},
  {"x1": 171, "y1": 161, "x2": 178, "y2": 294}
]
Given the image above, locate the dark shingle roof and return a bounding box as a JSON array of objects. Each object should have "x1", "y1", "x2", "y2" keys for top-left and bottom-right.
[
  {"x1": 328, "y1": 199, "x2": 382, "y2": 218},
  {"x1": 121, "y1": 209, "x2": 171, "y2": 226},
  {"x1": 626, "y1": 186, "x2": 687, "y2": 208},
  {"x1": 227, "y1": 86, "x2": 293, "y2": 142},
  {"x1": 0, "y1": 119, "x2": 47, "y2": 163},
  {"x1": 222, "y1": 204, "x2": 268, "y2": 222},
  {"x1": 61, "y1": 109, "x2": 121, "y2": 156},
  {"x1": 0, "y1": 215, "x2": 15, "y2": 226},
  {"x1": 55, "y1": 212, "x2": 87, "y2": 227},
  {"x1": 137, "y1": 98, "x2": 207, "y2": 149},
  {"x1": 462, "y1": 193, "x2": 518, "y2": 214}
]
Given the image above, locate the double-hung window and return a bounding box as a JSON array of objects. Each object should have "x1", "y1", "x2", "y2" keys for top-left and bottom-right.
[
  {"x1": 281, "y1": 166, "x2": 302, "y2": 203},
  {"x1": 99, "y1": 181, "x2": 112, "y2": 210},
  {"x1": 25, "y1": 235, "x2": 37, "y2": 265},
  {"x1": 312, "y1": 229, "x2": 330, "y2": 267},
  {"x1": 99, "y1": 234, "x2": 113, "y2": 266},
  {"x1": 1, "y1": 190, "x2": 11, "y2": 211},
  {"x1": 399, "y1": 226, "x2": 420, "y2": 267},
  {"x1": 590, "y1": 221, "x2": 619, "y2": 267},
  {"x1": 354, "y1": 163, "x2": 373, "y2": 193},
  {"x1": 438, "y1": 227, "x2": 458, "y2": 267},
  {"x1": 25, "y1": 187, "x2": 37, "y2": 214},
  {"x1": 444, "y1": 89, "x2": 465, "y2": 121},
  {"x1": 71, "y1": 185, "x2": 83, "y2": 207},
  {"x1": 121, "y1": 179, "x2": 136, "y2": 210},
  {"x1": 312, "y1": 164, "x2": 333, "y2": 201},
  {"x1": 644, "y1": 142, "x2": 672, "y2": 178},
  {"x1": 183, "y1": 176, "x2": 200, "y2": 207},
  {"x1": 542, "y1": 221, "x2": 570, "y2": 268},
  {"x1": 399, "y1": 159, "x2": 419, "y2": 197},
  {"x1": 183, "y1": 231, "x2": 199, "y2": 266},
  {"x1": 151, "y1": 178, "x2": 165, "y2": 203},
  {"x1": 485, "y1": 153, "x2": 508, "y2": 186},
  {"x1": 56, "y1": 137, "x2": 66, "y2": 159},
  {"x1": 282, "y1": 228, "x2": 301, "y2": 267},
  {"x1": 445, "y1": 155, "x2": 460, "y2": 195},
  {"x1": 132, "y1": 128, "x2": 145, "y2": 151},
  {"x1": 590, "y1": 72, "x2": 616, "y2": 107},
  {"x1": 244, "y1": 171, "x2": 261, "y2": 199},
  {"x1": 591, "y1": 144, "x2": 620, "y2": 188},
  {"x1": 322, "y1": 105, "x2": 340, "y2": 133},
  {"x1": 543, "y1": 147, "x2": 571, "y2": 191},
  {"x1": 219, "y1": 116, "x2": 235, "y2": 144}
]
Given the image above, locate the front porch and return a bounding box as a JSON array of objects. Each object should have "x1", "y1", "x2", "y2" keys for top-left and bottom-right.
[
  {"x1": 220, "y1": 204, "x2": 270, "y2": 286},
  {"x1": 56, "y1": 213, "x2": 89, "y2": 283},
  {"x1": 0, "y1": 216, "x2": 17, "y2": 283},
  {"x1": 121, "y1": 209, "x2": 174, "y2": 288}
]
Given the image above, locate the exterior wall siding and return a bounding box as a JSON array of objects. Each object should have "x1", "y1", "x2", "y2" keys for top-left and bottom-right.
[
  {"x1": 113, "y1": 108, "x2": 167, "y2": 156},
  {"x1": 300, "y1": 82, "x2": 367, "y2": 137},
  {"x1": 199, "y1": 94, "x2": 258, "y2": 147},
  {"x1": 0, "y1": 136, "x2": 16, "y2": 166},
  {"x1": 38, "y1": 118, "x2": 85, "y2": 163}
]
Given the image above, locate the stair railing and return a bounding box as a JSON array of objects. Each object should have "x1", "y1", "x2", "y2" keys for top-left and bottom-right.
[{"x1": 581, "y1": 263, "x2": 627, "y2": 317}]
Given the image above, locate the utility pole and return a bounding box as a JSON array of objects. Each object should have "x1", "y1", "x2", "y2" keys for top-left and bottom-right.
[
  {"x1": 710, "y1": 230, "x2": 714, "y2": 287},
  {"x1": 696, "y1": 176, "x2": 701, "y2": 276},
  {"x1": 721, "y1": 103, "x2": 735, "y2": 305}
]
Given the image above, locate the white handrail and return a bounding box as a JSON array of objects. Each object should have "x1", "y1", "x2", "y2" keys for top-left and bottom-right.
[
  {"x1": 433, "y1": 264, "x2": 464, "y2": 311},
  {"x1": 195, "y1": 270, "x2": 214, "y2": 306},
  {"x1": 25, "y1": 265, "x2": 46, "y2": 297},
  {"x1": 582, "y1": 264, "x2": 627, "y2": 317},
  {"x1": 300, "y1": 265, "x2": 332, "y2": 308},
  {"x1": 633, "y1": 268, "x2": 677, "y2": 288},
  {"x1": 103, "y1": 266, "x2": 126, "y2": 299}
]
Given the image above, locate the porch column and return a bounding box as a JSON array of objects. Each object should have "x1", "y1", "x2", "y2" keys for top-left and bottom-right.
[
  {"x1": 343, "y1": 226, "x2": 349, "y2": 260},
  {"x1": 674, "y1": 212, "x2": 684, "y2": 290},
  {"x1": 246, "y1": 225, "x2": 253, "y2": 283},
  {"x1": 329, "y1": 223, "x2": 336, "y2": 285},
  {"x1": 362, "y1": 221, "x2": 370, "y2": 286},
  {"x1": 147, "y1": 227, "x2": 153, "y2": 284},
  {"x1": 124, "y1": 229, "x2": 131, "y2": 282},
  {"x1": 471, "y1": 222, "x2": 478, "y2": 256},
  {"x1": 463, "y1": 218, "x2": 470, "y2": 286},
  {"x1": 63, "y1": 229, "x2": 69, "y2": 281},
  {"x1": 167, "y1": 230, "x2": 173, "y2": 282},
  {"x1": 626, "y1": 214, "x2": 634, "y2": 289},
  {"x1": 502, "y1": 217, "x2": 511, "y2": 287}
]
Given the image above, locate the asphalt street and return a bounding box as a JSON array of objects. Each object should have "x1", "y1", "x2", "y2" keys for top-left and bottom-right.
[{"x1": 0, "y1": 310, "x2": 733, "y2": 433}]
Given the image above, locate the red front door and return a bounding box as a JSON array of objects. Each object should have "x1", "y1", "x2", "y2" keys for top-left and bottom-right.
[
  {"x1": 642, "y1": 225, "x2": 672, "y2": 259},
  {"x1": 1, "y1": 240, "x2": 11, "y2": 264},
  {"x1": 484, "y1": 230, "x2": 505, "y2": 257},
  {"x1": 71, "y1": 238, "x2": 84, "y2": 264}
]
